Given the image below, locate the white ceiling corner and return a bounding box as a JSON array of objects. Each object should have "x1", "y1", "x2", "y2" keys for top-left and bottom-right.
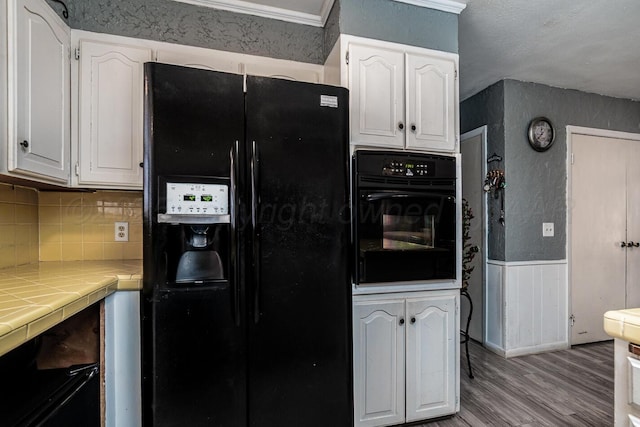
[{"x1": 171, "y1": 0, "x2": 335, "y2": 27}]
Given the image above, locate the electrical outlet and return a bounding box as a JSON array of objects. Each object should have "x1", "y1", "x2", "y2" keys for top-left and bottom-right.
[
  {"x1": 542, "y1": 222, "x2": 554, "y2": 237},
  {"x1": 115, "y1": 222, "x2": 129, "y2": 242}
]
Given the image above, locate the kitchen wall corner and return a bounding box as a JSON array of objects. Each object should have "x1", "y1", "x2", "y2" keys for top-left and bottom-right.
[{"x1": 0, "y1": 183, "x2": 39, "y2": 269}]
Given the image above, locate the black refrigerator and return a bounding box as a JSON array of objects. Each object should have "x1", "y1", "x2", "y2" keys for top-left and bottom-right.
[{"x1": 142, "y1": 62, "x2": 352, "y2": 427}]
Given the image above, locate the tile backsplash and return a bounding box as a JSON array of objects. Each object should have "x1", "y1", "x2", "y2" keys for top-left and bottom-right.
[
  {"x1": 39, "y1": 190, "x2": 143, "y2": 262},
  {"x1": 0, "y1": 184, "x2": 39, "y2": 269}
]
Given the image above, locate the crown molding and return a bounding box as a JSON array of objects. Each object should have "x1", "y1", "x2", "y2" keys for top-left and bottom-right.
[
  {"x1": 393, "y1": 0, "x2": 467, "y2": 14},
  {"x1": 171, "y1": 0, "x2": 335, "y2": 27}
]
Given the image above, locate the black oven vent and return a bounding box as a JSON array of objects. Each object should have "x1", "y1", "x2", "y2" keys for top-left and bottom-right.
[{"x1": 359, "y1": 176, "x2": 455, "y2": 188}]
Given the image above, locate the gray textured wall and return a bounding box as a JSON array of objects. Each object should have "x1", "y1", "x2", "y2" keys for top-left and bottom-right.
[
  {"x1": 46, "y1": 0, "x2": 325, "y2": 63},
  {"x1": 45, "y1": 0, "x2": 458, "y2": 64},
  {"x1": 461, "y1": 81, "x2": 505, "y2": 260},
  {"x1": 462, "y1": 79, "x2": 640, "y2": 262},
  {"x1": 338, "y1": 0, "x2": 458, "y2": 53}
]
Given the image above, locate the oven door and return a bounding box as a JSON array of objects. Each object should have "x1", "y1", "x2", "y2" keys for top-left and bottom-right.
[{"x1": 355, "y1": 189, "x2": 456, "y2": 285}]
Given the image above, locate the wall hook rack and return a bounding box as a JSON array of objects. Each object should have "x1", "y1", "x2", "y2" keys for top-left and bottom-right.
[
  {"x1": 487, "y1": 153, "x2": 502, "y2": 163},
  {"x1": 49, "y1": 0, "x2": 69, "y2": 19}
]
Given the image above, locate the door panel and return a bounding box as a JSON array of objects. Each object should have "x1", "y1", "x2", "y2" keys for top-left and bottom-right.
[
  {"x1": 349, "y1": 44, "x2": 404, "y2": 148},
  {"x1": 571, "y1": 134, "x2": 626, "y2": 344},
  {"x1": 461, "y1": 130, "x2": 485, "y2": 341},
  {"x1": 245, "y1": 76, "x2": 351, "y2": 427},
  {"x1": 625, "y1": 141, "x2": 640, "y2": 307},
  {"x1": 14, "y1": 0, "x2": 70, "y2": 182},
  {"x1": 353, "y1": 300, "x2": 405, "y2": 427},
  {"x1": 406, "y1": 294, "x2": 457, "y2": 421},
  {"x1": 406, "y1": 54, "x2": 456, "y2": 152}
]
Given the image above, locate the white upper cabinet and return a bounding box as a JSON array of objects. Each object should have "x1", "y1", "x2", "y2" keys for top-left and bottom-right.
[
  {"x1": 6, "y1": 0, "x2": 70, "y2": 184},
  {"x1": 156, "y1": 43, "x2": 241, "y2": 73},
  {"x1": 326, "y1": 35, "x2": 459, "y2": 153},
  {"x1": 406, "y1": 53, "x2": 456, "y2": 152},
  {"x1": 74, "y1": 37, "x2": 152, "y2": 188},
  {"x1": 349, "y1": 45, "x2": 405, "y2": 148}
]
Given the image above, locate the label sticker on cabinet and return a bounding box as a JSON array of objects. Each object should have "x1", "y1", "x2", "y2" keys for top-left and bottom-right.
[{"x1": 320, "y1": 95, "x2": 338, "y2": 108}]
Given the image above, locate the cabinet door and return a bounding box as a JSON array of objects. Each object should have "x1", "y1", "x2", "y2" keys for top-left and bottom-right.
[
  {"x1": 349, "y1": 44, "x2": 404, "y2": 148},
  {"x1": 156, "y1": 47, "x2": 241, "y2": 73},
  {"x1": 12, "y1": 0, "x2": 70, "y2": 183},
  {"x1": 405, "y1": 292, "x2": 458, "y2": 421},
  {"x1": 77, "y1": 40, "x2": 151, "y2": 188},
  {"x1": 406, "y1": 53, "x2": 456, "y2": 152},
  {"x1": 353, "y1": 299, "x2": 405, "y2": 427}
]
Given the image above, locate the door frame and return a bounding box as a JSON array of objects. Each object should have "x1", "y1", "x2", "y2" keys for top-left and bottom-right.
[
  {"x1": 460, "y1": 125, "x2": 487, "y2": 343},
  {"x1": 566, "y1": 125, "x2": 640, "y2": 345}
]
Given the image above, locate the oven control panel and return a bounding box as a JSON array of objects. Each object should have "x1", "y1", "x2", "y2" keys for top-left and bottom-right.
[
  {"x1": 165, "y1": 182, "x2": 228, "y2": 215},
  {"x1": 382, "y1": 159, "x2": 435, "y2": 177}
]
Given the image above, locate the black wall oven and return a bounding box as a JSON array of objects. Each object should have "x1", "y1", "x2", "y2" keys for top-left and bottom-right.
[{"x1": 353, "y1": 150, "x2": 457, "y2": 285}]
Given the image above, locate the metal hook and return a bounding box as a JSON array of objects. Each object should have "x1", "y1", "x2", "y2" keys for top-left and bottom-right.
[{"x1": 49, "y1": 0, "x2": 69, "y2": 19}]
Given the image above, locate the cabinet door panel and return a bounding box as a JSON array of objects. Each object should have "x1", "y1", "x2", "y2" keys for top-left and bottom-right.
[
  {"x1": 349, "y1": 44, "x2": 404, "y2": 148},
  {"x1": 406, "y1": 293, "x2": 457, "y2": 421},
  {"x1": 353, "y1": 299, "x2": 405, "y2": 427},
  {"x1": 406, "y1": 53, "x2": 456, "y2": 152},
  {"x1": 78, "y1": 40, "x2": 151, "y2": 187},
  {"x1": 156, "y1": 48, "x2": 241, "y2": 73},
  {"x1": 13, "y1": 0, "x2": 70, "y2": 182}
]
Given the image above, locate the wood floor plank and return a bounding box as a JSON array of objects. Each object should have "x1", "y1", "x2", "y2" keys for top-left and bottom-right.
[{"x1": 418, "y1": 340, "x2": 614, "y2": 426}]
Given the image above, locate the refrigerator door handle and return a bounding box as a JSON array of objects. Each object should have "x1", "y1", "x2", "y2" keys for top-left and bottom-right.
[
  {"x1": 251, "y1": 140, "x2": 261, "y2": 324},
  {"x1": 230, "y1": 141, "x2": 241, "y2": 327}
]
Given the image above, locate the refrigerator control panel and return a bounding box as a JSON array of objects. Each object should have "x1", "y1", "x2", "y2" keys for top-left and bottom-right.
[{"x1": 165, "y1": 182, "x2": 228, "y2": 215}]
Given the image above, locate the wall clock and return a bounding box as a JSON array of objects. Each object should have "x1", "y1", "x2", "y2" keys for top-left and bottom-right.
[{"x1": 527, "y1": 117, "x2": 555, "y2": 152}]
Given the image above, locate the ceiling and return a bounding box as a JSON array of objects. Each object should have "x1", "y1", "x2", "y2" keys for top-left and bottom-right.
[{"x1": 182, "y1": 0, "x2": 640, "y2": 102}]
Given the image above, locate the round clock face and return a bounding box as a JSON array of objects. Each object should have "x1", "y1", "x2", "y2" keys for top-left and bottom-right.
[{"x1": 528, "y1": 117, "x2": 555, "y2": 151}]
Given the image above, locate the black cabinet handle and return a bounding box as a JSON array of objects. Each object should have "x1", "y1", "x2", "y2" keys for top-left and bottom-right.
[
  {"x1": 139, "y1": 162, "x2": 143, "y2": 168},
  {"x1": 410, "y1": 317, "x2": 416, "y2": 324},
  {"x1": 398, "y1": 122, "x2": 404, "y2": 130},
  {"x1": 629, "y1": 241, "x2": 640, "y2": 248},
  {"x1": 20, "y1": 140, "x2": 29, "y2": 148},
  {"x1": 399, "y1": 318, "x2": 405, "y2": 325},
  {"x1": 622, "y1": 241, "x2": 628, "y2": 247},
  {"x1": 411, "y1": 124, "x2": 417, "y2": 132}
]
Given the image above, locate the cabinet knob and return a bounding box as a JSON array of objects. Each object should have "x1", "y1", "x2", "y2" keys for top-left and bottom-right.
[
  {"x1": 410, "y1": 124, "x2": 417, "y2": 132},
  {"x1": 629, "y1": 241, "x2": 640, "y2": 248},
  {"x1": 139, "y1": 162, "x2": 144, "y2": 168},
  {"x1": 20, "y1": 140, "x2": 29, "y2": 148},
  {"x1": 398, "y1": 122, "x2": 404, "y2": 131},
  {"x1": 622, "y1": 241, "x2": 627, "y2": 247},
  {"x1": 410, "y1": 317, "x2": 416, "y2": 324},
  {"x1": 399, "y1": 318, "x2": 405, "y2": 325}
]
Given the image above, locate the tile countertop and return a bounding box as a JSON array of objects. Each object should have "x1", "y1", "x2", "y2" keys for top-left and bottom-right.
[
  {"x1": 604, "y1": 308, "x2": 640, "y2": 344},
  {"x1": 0, "y1": 260, "x2": 142, "y2": 357}
]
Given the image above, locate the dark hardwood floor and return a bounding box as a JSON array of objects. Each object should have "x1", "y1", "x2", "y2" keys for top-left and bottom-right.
[{"x1": 423, "y1": 340, "x2": 614, "y2": 426}]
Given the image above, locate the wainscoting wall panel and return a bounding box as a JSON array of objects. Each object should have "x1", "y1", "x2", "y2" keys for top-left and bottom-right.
[{"x1": 486, "y1": 260, "x2": 568, "y2": 358}]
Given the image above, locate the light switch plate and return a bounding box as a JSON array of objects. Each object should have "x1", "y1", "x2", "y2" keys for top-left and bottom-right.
[{"x1": 543, "y1": 222, "x2": 554, "y2": 237}]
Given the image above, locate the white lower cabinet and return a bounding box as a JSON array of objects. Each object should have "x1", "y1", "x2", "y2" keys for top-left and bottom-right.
[{"x1": 353, "y1": 289, "x2": 459, "y2": 427}]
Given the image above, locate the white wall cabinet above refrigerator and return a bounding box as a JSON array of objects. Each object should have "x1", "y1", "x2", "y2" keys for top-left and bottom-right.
[
  {"x1": 352, "y1": 289, "x2": 459, "y2": 427},
  {"x1": 325, "y1": 35, "x2": 459, "y2": 153},
  {"x1": 1, "y1": 0, "x2": 71, "y2": 185}
]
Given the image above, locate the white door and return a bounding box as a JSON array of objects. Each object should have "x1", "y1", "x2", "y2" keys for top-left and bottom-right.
[
  {"x1": 405, "y1": 53, "x2": 456, "y2": 152},
  {"x1": 352, "y1": 298, "x2": 405, "y2": 427},
  {"x1": 12, "y1": 0, "x2": 70, "y2": 182},
  {"x1": 571, "y1": 133, "x2": 627, "y2": 344},
  {"x1": 461, "y1": 128, "x2": 486, "y2": 342},
  {"x1": 77, "y1": 40, "x2": 151, "y2": 187},
  {"x1": 405, "y1": 292, "x2": 457, "y2": 421},
  {"x1": 626, "y1": 141, "x2": 640, "y2": 308},
  {"x1": 348, "y1": 44, "x2": 405, "y2": 148}
]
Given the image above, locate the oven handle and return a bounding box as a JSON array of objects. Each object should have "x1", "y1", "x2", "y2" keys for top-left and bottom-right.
[{"x1": 363, "y1": 191, "x2": 455, "y2": 202}]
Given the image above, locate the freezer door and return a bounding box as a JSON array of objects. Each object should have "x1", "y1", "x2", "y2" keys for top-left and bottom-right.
[
  {"x1": 245, "y1": 77, "x2": 352, "y2": 427},
  {"x1": 149, "y1": 288, "x2": 246, "y2": 427}
]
